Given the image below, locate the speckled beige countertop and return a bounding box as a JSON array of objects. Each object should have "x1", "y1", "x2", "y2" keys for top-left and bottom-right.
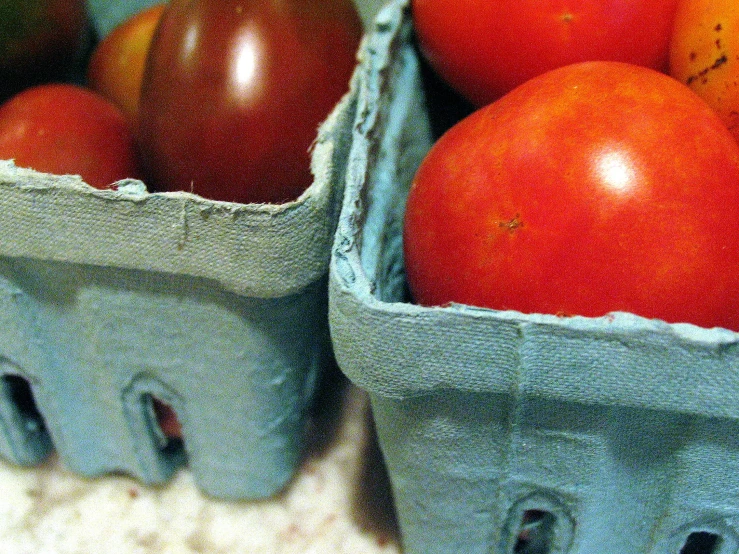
[{"x1": 0, "y1": 375, "x2": 401, "y2": 553}]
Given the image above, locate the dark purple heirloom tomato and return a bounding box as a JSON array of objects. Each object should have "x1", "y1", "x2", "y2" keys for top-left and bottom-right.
[{"x1": 138, "y1": 0, "x2": 362, "y2": 204}]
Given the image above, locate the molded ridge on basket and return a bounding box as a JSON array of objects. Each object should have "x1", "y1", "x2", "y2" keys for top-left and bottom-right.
[
  {"x1": 0, "y1": 59, "x2": 359, "y2": 499},
  {"x1": 328, "y1": 0, "x2": 739, "y2": 552}
]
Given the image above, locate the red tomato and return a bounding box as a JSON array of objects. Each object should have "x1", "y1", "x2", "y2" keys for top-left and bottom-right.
[
  {"x1": 669, "y1": 0, "x2": 739, "y2": 144},
  {"x1": 138, "y1": 0, "x2": 362, "y2": 204},
  {"x1": 403, "y1": 61, "x2": 739, "y2": 331},
  {"x1": 0, "y1": 0, "x2": 89, "y2": 101},
  {"x1": 0, "y1": 84, "x2": 143, "y2": 189},
  {"x1": 412, "y1": 0, "x2": 680, "y2": 106},
  {"x1": 87, "y1": 3, "x2": 166, "y2": 126}
]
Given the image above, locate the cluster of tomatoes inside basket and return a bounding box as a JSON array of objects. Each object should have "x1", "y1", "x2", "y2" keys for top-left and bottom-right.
[
  {"x1": 0, "y1": 0, "x2": 363, "y2": 438},
  {"x1": 404, "y1": 0, "x2": 739, "y2": 332},
  {"x1": 0, "y1": 0, "x2": 362, "y2": 204},
  {"x1": 4, "y1": 2, "x2": 739, "y2": 346}
]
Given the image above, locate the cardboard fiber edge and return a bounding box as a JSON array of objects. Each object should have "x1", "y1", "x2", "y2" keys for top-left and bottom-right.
[
  {"x1": 328, "y1": 0, "x2": 739, "y2": 419},
  {"x1": 0, "y1": 83, "x2": 358, "y2": 299}
]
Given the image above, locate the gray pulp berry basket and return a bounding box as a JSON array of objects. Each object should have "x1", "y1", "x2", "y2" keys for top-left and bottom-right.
[
  {"x1": 0, "y1": 35, "x2": 360, "y2": 501},
  {"x1": 327, "y1": 1, "x2": 739, "y2": 552}
]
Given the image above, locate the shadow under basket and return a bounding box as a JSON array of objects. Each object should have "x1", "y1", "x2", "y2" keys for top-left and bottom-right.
[
  {"x1": 327, "y1": 1, "x2": 739, "y2": 552},
  {"x1": 0, "y1": 69, "x2": 358, "y2": 500}
]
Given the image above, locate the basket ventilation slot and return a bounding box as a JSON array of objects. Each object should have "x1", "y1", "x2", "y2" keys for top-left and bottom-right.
[
  {"x1": 4, "y1": 375, "x2": 44, "y2": 432},
  {"x1": 679, "y1": 531, "x2": 723, "y2": 554},
  {"x1": 513, "y1": 509, "x2": 559, "y2": 554}
]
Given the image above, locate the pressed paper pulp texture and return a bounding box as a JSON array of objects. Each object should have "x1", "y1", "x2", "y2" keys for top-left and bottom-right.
[
  {"x1": 0, "y1": 162, "x2": 333, "y2": 299},
  {"x1": 0, "y1": 257, "x2": 330, "y2": 498}
]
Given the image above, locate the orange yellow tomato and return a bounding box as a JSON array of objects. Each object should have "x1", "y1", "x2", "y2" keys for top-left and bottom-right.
[
  {"x1": 86, "y1": 4, "x2": 166, "y2": 126},
  {"x1": 669, "y1": 0, "x2": 739, "y2": 142}
]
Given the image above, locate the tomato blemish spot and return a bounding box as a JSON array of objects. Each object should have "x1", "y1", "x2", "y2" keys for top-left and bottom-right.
[
  {"x1": 713, "y1": 54, "x2": 728, "y2": 68},
  {"x1": 715, "y1": 23, "x2": 723, "y2": 32},
  {"x1": 561, "y1": 12, "x2": 574, "y2": 23},
  {"x1": 686, "y1": 54, "x2": 728, "y2": 85},
  {"x1": 499, "y1": 214, "x2": 524, "y2": 234}
]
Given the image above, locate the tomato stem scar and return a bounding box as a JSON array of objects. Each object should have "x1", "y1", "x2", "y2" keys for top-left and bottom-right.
[{"x1": 499, "y1": 214, "x2": 524, "y2": 233}]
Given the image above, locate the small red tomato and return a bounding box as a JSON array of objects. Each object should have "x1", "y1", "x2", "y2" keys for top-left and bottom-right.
[
  {"x1": 152, "y1": 398, "x2": 182, "y2": 439},
  {"x1": 138, "y1": 0, "x2": 363, "y2": 204},
  {"x1": 0, "y1": 0, "x2": 89, "y2": 101},
  {"x1": 404, "y1": 61, "x2": 739, "y2": 331},
  {"x1": 87, "y1": 3, "x2": 166, "y2": 126},
  {"x1": 412, "y1": 0, "x2": 681, "y2": 106},
  {"x1": 669, "y1": 0, "x2": 739, "y2": 143},
  {"x1": 0, "y1": 84, "x2": 142, "y2": 189}
]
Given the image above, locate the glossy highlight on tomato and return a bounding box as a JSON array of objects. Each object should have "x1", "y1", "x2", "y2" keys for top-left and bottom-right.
[
  {"x1": 412, "y1": 0, "x2": 680, "y2": 106},
  {"x1": 403, "y1": 61, "x2": 739, "y2": 331},
  {"x1": 138, "y1": 0, "x2": 362, "y2": 204}
]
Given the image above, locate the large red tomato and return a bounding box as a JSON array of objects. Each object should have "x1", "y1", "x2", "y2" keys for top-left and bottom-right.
[
  {"x1": 403, "y1": 61, "x2": 739, "y2": 331},
  {"x1": 0, "y1": 84, "x2": 142, "y2": 189},
  {"x1": 138, "y1": 0, "x2": 362, "y2": 204},
  {"x1": 412, "y1": 0, "x2": 680, "y2": 106},
  {"x1": 87, "y1": 3, "x2": 166, "y2": 126},
  {"x1": 669, "y1": 0, "x2": 739, "y2": 144}
]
